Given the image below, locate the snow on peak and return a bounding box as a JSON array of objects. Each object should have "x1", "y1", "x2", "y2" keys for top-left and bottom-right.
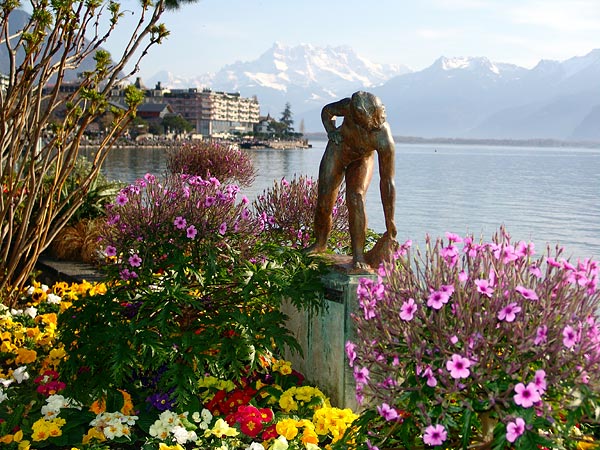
[{"x1": 436, "y1": 56, "x2": 499, "y2": 74}]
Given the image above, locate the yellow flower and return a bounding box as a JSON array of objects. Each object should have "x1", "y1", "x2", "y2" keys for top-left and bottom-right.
[
  {"x1": 159, "y1": 443, "x2": 185, "y2": 450},
  {"x1": 205, "y1": 418, "x2": 239, "y2": 438},
  {"x1": 15, "y1": 347, "x2": 37, "y2": 365},
  {"x1": 18, "y1": 439, "x2": 31, "y2": 450},
  {"x1": 276, "y1": 418, "x2": 299, "y2": 441},
  {"x1": 82, "y1": 427, "x2": 106, "y2": 444},
  {"x1": 31, "y1": 417, "x2": 66, "y2": 441}
]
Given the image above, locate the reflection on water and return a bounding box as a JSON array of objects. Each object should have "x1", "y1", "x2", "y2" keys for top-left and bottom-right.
[{"x1": 83, "y1": 142, "x2": 600, "y2": 261}]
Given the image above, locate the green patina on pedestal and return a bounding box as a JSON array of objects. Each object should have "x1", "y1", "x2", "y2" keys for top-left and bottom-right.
[{"x1": 282, "y1": 258, "x2": 377, "y2": 410}]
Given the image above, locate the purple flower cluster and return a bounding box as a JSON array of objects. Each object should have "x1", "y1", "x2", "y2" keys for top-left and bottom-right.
[
  {"x1": 348, "y1": 228, "x2": 600, "y2": 447},
  {"x1": 100, "y1": 173, "x2": 259, "y2": 281}
]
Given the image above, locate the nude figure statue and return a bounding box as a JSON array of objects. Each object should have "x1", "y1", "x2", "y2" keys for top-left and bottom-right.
[{"x1": 307, "y1": 91, "x2": 398, "y2": 270}]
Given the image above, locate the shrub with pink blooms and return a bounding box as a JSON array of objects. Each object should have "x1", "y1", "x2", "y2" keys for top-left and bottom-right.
[
  {"x1": 335, "y1": 228, "x2": 600, "y2": 449},
  {"x1": 166, "y1": 141, "x2": 257, "y2": 187},
  {"x1": 58, "y1": 173, "x2": 328, "y2": 408},
  {"x1": 252, "y1": 174, "x2": 350, "y2": 250}
]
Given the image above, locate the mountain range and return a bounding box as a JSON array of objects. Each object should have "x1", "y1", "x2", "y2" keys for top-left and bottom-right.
[{"x1": 147, "y1": 44, "x2": 600, "y2": 141}]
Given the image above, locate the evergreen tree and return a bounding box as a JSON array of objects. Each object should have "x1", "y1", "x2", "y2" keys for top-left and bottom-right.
[{"x1": 280, "y1": 102, "x2": 294, "y2": 134}]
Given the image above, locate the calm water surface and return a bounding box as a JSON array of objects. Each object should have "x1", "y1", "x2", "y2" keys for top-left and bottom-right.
[{"x1": 86, "y1": 141, "x2": 600, "y2": 261}]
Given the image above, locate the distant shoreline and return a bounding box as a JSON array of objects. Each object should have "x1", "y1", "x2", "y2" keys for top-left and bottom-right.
[{"x1": 304, "y1": 133, "x2": 600, "y2": 149}]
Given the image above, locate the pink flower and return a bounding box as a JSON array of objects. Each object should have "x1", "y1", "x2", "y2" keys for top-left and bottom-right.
[
  {"x1": 128, "y1": 254, "x2": 142, "y2": 267},
  {"x1": 421, "y1": 366, "x2": 437, "y2": 387},
  {"x1": 506, "y1": 417, "x2": 526, "y2": 443},
  {"x1": 423, "y1": 424, "x2": 447, "y2": 446},
  {"x1": 186, "y1": 225, "x2": 197, "y2": 239},
  {"x1": 427, "y1": 290, "x2": 450, "y2": 310},
  {"x1": 105, "y1": 245, "x2": 117, "y2": 257},
  {"x1": 446, "y1": 354, "x2": 472, "y2": 379},
  {"x1": 400, "y1": 298, "x2": 417, "y2": 321},
  {"x1": 498, "y1": 302, "x2": 522, "y2": 322},
  {"x1": 513, "y1": 382, "x2": 541, "y2": 408},
  {"x1": 529, "y1": 264, "x2": 542, "y2": 278},
  {"x1": 376, "y1": 403, "x2": 399, "y2": 421},
  {"x1": 115, "y1": 192, "x2": 128, "y2": 206},
  {"x1": 515, "y1": 285, "x2": 539, "y2": 301},
  {"x1": 562, "y1": 325, "x2": 579, "y2": 348},
  {"x1": 205, "y1": 196, "x2": 215, "y2": 207},
  {"x1": 534, "y1": 325, "x2": 548, "y2": 345},
  {"x1": 174, "y1": 216, "x2": 187, "y2": 229},
  {"x1": 475, "y1": 279, "x2": 494, "y2": 297},
  {"x1": 345, "y1": 341, "x2": 357, "y2": 367},
  {"x1": 534, "y1": 369, "x2": 547, "y2": 395},
  {"x1": 445, "y1": 232, "x2": 463, "y2": 243},
  {"x1": 458, "y1": 270, "x2": 468, "y2": 283},
  {"x1": 354, "y1": 366, "x2": 370, "y2": 385},
  {"x1": 219, "y1": 222, "x2": 227, "y2": 235}
]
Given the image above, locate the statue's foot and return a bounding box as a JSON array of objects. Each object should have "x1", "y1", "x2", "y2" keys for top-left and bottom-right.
[
  {"x1": 304, "y1": 243, "x2": 327, "y2": 255},
  {"x1": 352, "y1": 258, "x2": 371, "y2": 270}
]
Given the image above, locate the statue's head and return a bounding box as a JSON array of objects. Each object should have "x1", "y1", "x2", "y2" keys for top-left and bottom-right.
[{"x1": 350, "y1": 91, "x2": 386, "y2": 131}]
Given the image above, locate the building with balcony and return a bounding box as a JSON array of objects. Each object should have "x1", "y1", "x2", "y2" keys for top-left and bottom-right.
[{"x1": 163, "y1": 88, "x2": 260, "y2": 137}]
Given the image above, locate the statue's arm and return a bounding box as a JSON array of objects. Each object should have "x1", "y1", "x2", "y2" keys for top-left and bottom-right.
[
  {"x1": 321, "y1": 97, "x2": 351, "y2": 144},
  {"x1": 377, "y1": 128, "x2": 397, "y2": 238}
]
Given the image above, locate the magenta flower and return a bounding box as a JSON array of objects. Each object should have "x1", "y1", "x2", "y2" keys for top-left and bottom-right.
[
  {"x1": 534, "y1": 369, "x2": 547, "y2": 395},
  {"x1": 376, "y1": 403, "x2": 399, "y2": 421},
  {"x1": 529, "y1": 264, "x2": 542, "y2": 278},
  {"x1": 105, "y1": 245, "x2": 117, "y2": 257},
  {"x1": 128, "y1": 254, "x2": 142, "y2": 267},
  {"x1": 498, "y1": 302, "x2": 522, "y2": 322},
  {"x1": 115, "y1": 192, "x2": 128, "y2": 206},
  {"x1": 427, "y1": 290, "x2": 450, "y2": 310},
  {"x1": 445, "y1": 231, "x2": 463, "y2": 243},
  {"x1": 562, "y1": 325, "x2": 579, "y2": 348},
  {"x1": 475, "y1": 279, "x2": 494, "y2": 297},
  {"x1": 506, "y1": 417, "x2": 526, "y2": 443},
  {"x1": 205, "y1": 196, "x2": 215, "y2": 207},
  {"x1": 174, "y1": 216, "x2": 187, "y2": 229},
  {"x1": 513, "y1": 382, "x2": 541, "y2": 408},
  {"x1": 421, "y1": 366, "x2": 437, "y2": 387},
  {"x1": 534, "y1": 325, "x2": 548, "y2": 345},
  {"x1": 423, "y1": 424, "x2": 447, "y2": 446},
  {"x1": 186, "y1": 225, "x2": 197, "y2": 239},
  {"x1": 354, "y1": 366, "x2": 370, "y2": 385},
  {"x1": 218, "y1": 222, "x2": 227, "y2": 235},
  {"x1": 516, "y1": 285, "x2": 539, "y2": 301},
  {"x1": 446, "y1": 354, "x2": 472, "y2": 379},
  {"x1": 345, "y1": 341, "x2": 357, "y2": 367},
  {"x1": 400, "y1": 298, "x2": 417, "y2": 321}
]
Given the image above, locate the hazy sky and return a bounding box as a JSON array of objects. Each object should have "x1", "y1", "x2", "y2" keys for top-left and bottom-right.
[{"x1": 110, "y1": 0, "x2": 600, "y2": 80}]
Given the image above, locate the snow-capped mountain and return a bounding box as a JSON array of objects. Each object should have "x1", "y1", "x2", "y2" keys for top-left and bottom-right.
[
  {"x1": 373, "y1": 50, "x2": 600, "y2": 140},
  {"x1": 146, "y1": 45, "x2": 600, "y2": 141},
  {"x1": 146, "y1": 42, "x2": 410, "y2": 119}
]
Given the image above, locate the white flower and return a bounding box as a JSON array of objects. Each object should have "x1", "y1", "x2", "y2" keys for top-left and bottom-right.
[
  {"x1": 193, "y1": 408, "x2": 213, "y2": 430},
  {"x1": 271, "y1": 436, "x2": 289, "y2": 450},
  {"x1": 26, "y1": 286, "x2": 35, "y2": 296},
  {"x1": 0, "y1": 388, "x2": 8, "y2": 403},
  {"x1": 13, "y1": 366, "x2": 30, "y2": 384},
  {"x1": 46, "y1": 293, "x2": 62, "y2": 304},
  {"x1": 24, "y1": 306, "x2": 37, "y2": 318},
  {"x1": 0, "y1": 377, "x2": 13, "y2": 388},
  {"x1": 246, "y1": 443, "x2": 266, "y2": 450},
  {"x1": 172, "y1": 425, "x2": 196, "y2": 444},
  {"x1": 10, "y1": 308, "x2": 23, "y2": 316}
]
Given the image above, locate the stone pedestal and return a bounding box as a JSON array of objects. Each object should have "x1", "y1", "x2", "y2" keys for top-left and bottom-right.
[{"x1": 281, "y1": 261, "x2": 376, "y2": 410}]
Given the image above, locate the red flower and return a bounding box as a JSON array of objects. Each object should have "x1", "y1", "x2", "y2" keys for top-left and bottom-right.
[
  {"x1": 240, "y1": 416, "x2": 263, "y2": 438},
  {"x1": 262, "y1": 423, "x2": 278, "y2": 440}
]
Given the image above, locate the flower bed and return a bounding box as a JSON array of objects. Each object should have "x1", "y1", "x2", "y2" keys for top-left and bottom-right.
[{"x1": 0, "y1": 281, "x2": 357, "y2": 449}]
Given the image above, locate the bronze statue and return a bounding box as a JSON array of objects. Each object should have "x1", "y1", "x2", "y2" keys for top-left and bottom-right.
[{"x1": 308, "y1": 91, "x2": 398, "y2": 270}]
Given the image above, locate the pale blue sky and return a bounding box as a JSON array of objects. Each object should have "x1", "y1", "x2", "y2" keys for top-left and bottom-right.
[{"x1": 111, "y1": 0, "x2": 600, "y2": 79}]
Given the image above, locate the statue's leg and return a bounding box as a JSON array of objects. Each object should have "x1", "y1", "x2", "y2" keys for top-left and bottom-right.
[
  {"x1": 308, "y1": 143, "x2": 345, "y2": 252},
  {"x1": 345, "y1": 155, "x2": 374, "y2": 268}
]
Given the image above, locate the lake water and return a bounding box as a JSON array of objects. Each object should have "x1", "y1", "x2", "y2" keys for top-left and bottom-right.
[{"x1": 86, "y1": 140, "x2": 600, "y2": 261}]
